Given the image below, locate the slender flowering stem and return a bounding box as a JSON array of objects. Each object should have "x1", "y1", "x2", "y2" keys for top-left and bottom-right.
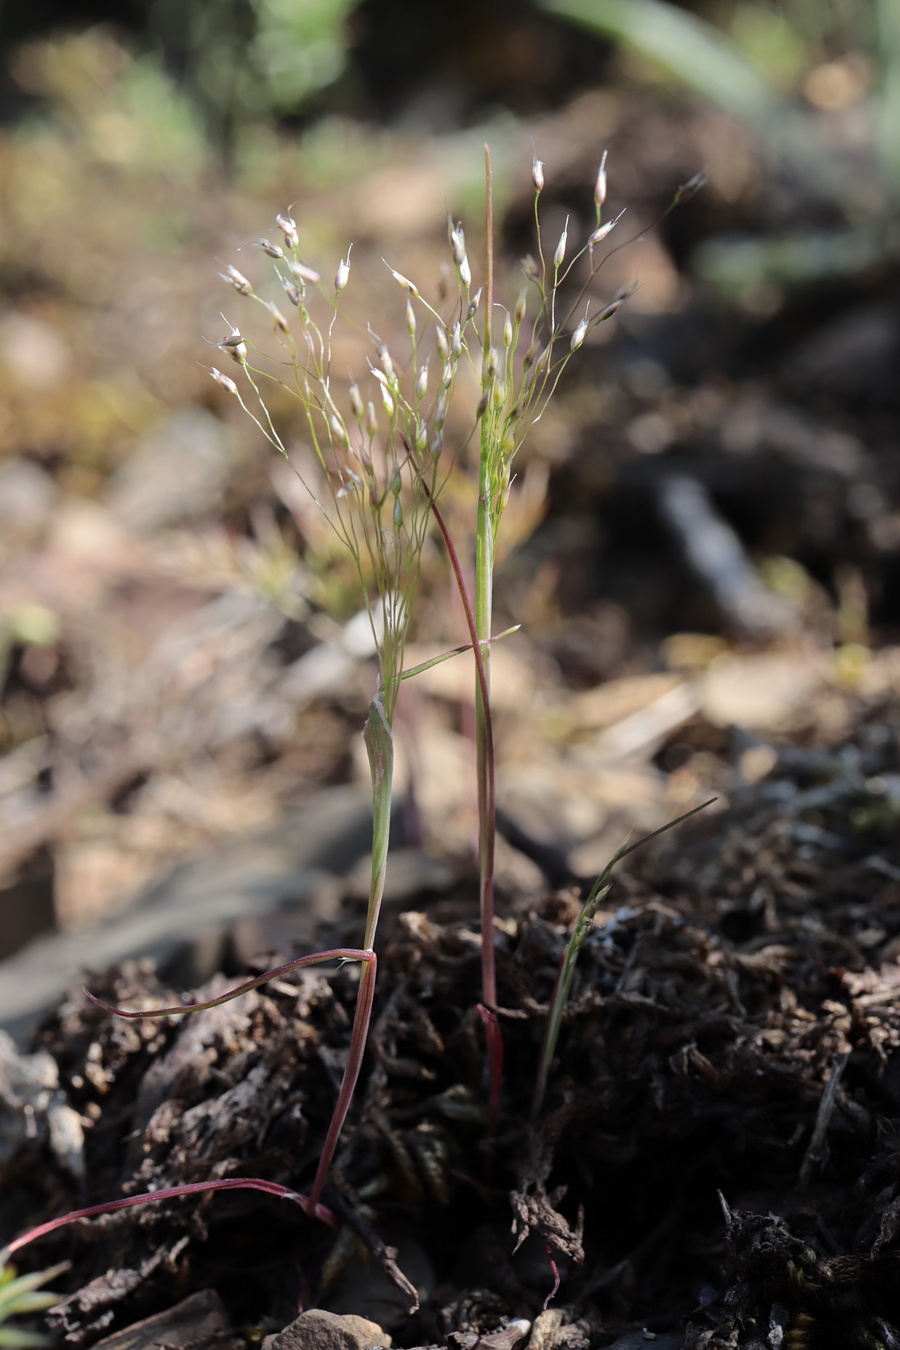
[
  {"x1": 483, "y1": 143, "x2": 494, "y2": 365},
  {"x1": 475, "y1": 148, "x2": 498, "y2": 1015},
  {"x1": 423, "y1": 490, "x2": 494, "y2": 807},
  {"x1": 424, "y1": 485, "x2": 503, "y2": 1133},
  {"x1": 469, "y1": 151, "x2": 505, "y2": 1133}
]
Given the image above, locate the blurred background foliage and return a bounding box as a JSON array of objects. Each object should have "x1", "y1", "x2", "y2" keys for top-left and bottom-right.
[{"x1": 2, "y1": 0, "x2": 900, "y2": 959}]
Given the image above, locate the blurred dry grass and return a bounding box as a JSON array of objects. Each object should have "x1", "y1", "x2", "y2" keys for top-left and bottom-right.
[{"x1": 1, "y1": 21, "x2": 898, "y2": 958}]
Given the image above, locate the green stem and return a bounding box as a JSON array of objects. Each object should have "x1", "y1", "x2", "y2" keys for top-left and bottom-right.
[
  {"x1": 307, "y1": 693, "x2": 394, "y2": 1208},
  {"x1": 426, "y1": 488, "x2": 497, "y2": 1007},
  {"x1": 532, "y1": 798, "x2": 716, "y2": 1119},
  {"x1": 476, "y1": 145, "x2": 498, "y2": 1012},
  {"x1": 475, "y1": 439, "x2": 497, "y2": 1009},
  {"x1": 483, "y1": 143, "x2": 494, "y2": 363},
  {"x1": 426, "y1": 486, "x2": 503, "y2": 1136},
  {"x1": 362, "y1": 691, "x2": 394, "y2": 950}
]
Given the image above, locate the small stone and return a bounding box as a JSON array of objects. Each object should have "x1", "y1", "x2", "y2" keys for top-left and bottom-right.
[{"x1": 269, "y1": 1309, "x2": 391, "y2": 1350}]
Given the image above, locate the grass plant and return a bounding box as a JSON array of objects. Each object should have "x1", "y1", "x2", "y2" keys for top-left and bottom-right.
[
  {"x1": 0, "y1": 1259, "x2": 67, "y2": 1348},
  {"x1": 2, "y1": 151, "x2": 707, "y2": 1307},
  {"x1": 531, "y1": 799, "x2": 715, "y2": 1120}
]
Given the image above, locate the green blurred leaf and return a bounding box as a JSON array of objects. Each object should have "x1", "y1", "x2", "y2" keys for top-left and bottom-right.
[
  {"x1": 539, "y1": 0, "x2": 867, "y2": 207},
  {"x1": 249, "y1": 0, "x2": 357, "y2": 109},
  {"x1": 0, "y1": 1261, "x2": 68, "y2": 1350},
  {"x1": 541, "y1": 0, "x2": 780, "y2": 124}
]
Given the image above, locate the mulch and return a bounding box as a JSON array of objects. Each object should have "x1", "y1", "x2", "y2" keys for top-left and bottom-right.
[{"x1": 6, "y1": 698, "x2": 900, "y2": 1349}]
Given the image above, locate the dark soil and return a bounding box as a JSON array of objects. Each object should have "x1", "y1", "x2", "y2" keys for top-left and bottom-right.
[{"x1": 6, "y1": 699, "x2": 900, "y2": 1350}]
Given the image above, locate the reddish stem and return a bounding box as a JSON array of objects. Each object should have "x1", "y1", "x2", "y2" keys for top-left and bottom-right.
[
  {"x1": 543, "y1": 1245, "x2": 561, "y2": 1309},
  {"x1": 84, "y1": 949, "x2": 373, "y2": 1020},
  {"x1": 426, "y1": 488, "x2": 502, "y2": 1129},
  {"x1": 84, "y1": 945, "x2": 379, "y2": 1218},
  {"x1": 476, "y1": 1004, "x2": 503, "y2": 1139},
  {"x1": 308, "y1": 952, "x2": 378, "y2": 1210},
  {"x1": 424, "y1": 492, "x2": 493, "y2": 773},
  {"x1": 4, "y1": 1178, "x2": 337, "y2": 1259}
]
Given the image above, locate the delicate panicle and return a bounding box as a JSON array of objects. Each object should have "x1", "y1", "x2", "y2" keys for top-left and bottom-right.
[
  {"x1": 218, "y1": 326, "x2": 247, "y2": 364},
  {"x1": 288, "y1": 258, "x2": 322, "y2": 286},
  {"x1": 598, "y1": 283, "x2": 639, "y2": 323},
  {"x1": 449, "y1": 221, "x2": 471, "y2": 288},
  {"x1": 553, "y1": 218, "x2": 569, "y2": 270},
  {"x1": 378, "y1": 343, "x2": 396, "y2": 382},
  {"x1": 336, "y1": 471, "x2": 361, "y2": 499},
  {"x1": 385, "y1": 262, "x2": 420, "y2": 297},
  {"x1": 329, "y1": 414, "x2": 349, "y2": 448},
  {"x1": 594, "y1": 150, "x2": 608, "y2": 212},
  {"x1": 275, "y1": 212, "x2": 299, "y2": 249},
  {"x1": 598, "y1": 297, "x2": 627, "y2": 322},
  {"x1": 209, "y1": 367, "x2": 238, "y2": 395},
  {"x1": 570, "y1": 311, "x2": 589, "y2": 350},
  {"x1": 221, "y1": 263, "x2": 253, "y2": 295},
  {"x1": 449, "y1": 221, "x2": 466, "y2": 266},
  {"x1": 264, "y1": 300, "x2": 290, "y2": 334},
  {"x1": 588, "y1": 209, "x2": 625, "y2": 248},
  {"x1": 674, "y1": 171, "x2": 707, "y2": 204}
]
